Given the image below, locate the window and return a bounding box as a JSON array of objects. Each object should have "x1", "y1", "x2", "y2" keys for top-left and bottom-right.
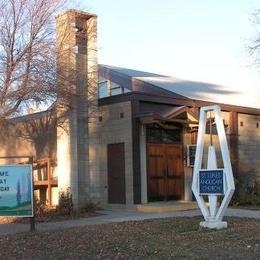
[
  {"x1": 110, "y1": 82, "x2": 122, "y2": 96},
  {"x1": 98, "y1": 77, "x2": 131, "y2": 98},
  {"x1": 146, "y1": 124, "x2": 182, "y2": 144},
  {"x1": 98, "y1": 81, "x2": 108, "y2": 98}
]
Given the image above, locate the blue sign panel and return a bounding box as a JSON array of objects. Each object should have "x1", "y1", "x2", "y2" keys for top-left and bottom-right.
[
  {"x1": 0, "y1": 165, "x2": 33, "y2": 217},
  {"x1": 199, "y1": 170, "x2": 224, "y2": 195}
]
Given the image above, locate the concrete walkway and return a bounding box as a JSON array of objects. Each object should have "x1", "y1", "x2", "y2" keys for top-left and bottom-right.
[{"x1": 0, "y1": 208, "x2": 259, "y2": 235}]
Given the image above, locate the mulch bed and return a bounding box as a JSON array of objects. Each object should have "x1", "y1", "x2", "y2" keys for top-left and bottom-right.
[
  {"x1": 231, "y1": 205, "x2": 260, "y2": 211},
  {"x1": 0, "y1": 216, "x2": 259, "y2": 259},
  {"x1": 0, "y1": 211, "x2": 99, "y2": 224}
]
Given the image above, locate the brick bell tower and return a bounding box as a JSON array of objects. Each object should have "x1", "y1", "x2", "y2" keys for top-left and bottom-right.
[{"x1": 56, "y1": 10, "x2": 98, "y2": 209}]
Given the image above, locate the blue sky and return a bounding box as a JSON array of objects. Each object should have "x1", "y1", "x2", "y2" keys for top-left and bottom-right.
[{"x1": 76, "y1": 0, "x2": 260, "y2": 89}]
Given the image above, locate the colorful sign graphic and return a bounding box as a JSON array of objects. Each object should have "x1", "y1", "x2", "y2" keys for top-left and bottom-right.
[{"x1": 0, "y1": 165, "x2": 33, "y2": 217}]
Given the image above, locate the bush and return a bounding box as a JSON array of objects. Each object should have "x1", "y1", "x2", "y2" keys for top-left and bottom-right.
[
  {"x1": 34, "y1": 199, "x2": 49, "y2": 218},
  {"x1": 58, "y1": 188, "x2": 73, "y2": 216},
  {"x1": 81, "y1": 200, "x2": 101, "y2": 213},
  {"x1": 231, "y1": 181, "x2": 260, "y2": 206},
  {"x1": 34, "y1": 188, "x2": 100, "y2": 220}
]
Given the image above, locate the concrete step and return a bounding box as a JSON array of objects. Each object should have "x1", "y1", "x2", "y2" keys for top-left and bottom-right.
[{"x1": 137, "y1": 201, "x2": 198, "y2": 213}]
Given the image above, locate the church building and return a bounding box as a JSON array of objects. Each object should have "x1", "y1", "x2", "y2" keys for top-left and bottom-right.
[{"x1": 0, "y1": 9, "x2": 260, "y2": 210}]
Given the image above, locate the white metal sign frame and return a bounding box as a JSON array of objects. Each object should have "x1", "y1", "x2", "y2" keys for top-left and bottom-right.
[{"x1": 192, "y1": 105, "x2": 235, "y2": 229}]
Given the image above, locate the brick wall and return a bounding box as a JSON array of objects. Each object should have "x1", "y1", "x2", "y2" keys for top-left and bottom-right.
[
  {"x1": 238, "y1": 113, "x2": 260, "y2": 189},
  {"x1": 0, "y1": 117, "x2": 56, "y2": 160},
  {"x1": 89, "y1": 101, "x2": 133, "y2": 206}
]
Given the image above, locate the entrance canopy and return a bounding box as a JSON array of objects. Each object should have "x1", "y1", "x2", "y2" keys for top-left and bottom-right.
[{"x1": 136, "y1": 106, "x2": 198, "y2": 126}]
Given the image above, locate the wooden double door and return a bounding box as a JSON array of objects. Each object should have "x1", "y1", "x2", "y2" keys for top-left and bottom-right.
[{"x1": 147, "y1": 144, "x2": 184, "y2": 202}]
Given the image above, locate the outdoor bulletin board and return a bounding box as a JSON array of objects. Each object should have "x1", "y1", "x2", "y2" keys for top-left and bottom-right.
[
  {"x1": 0, "y1": 165, "x2": 33, "y2": 217},
  {"x1": 187, "y1": 145, "x2": 196, "y2": 167}
]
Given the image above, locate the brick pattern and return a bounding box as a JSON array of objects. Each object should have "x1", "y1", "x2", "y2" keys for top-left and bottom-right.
[
  {"x1": 0, "y1": 127, "x2": 35, "y2": 159},
  {"x1": 89, "y1": 101, "x2": 133, "y2": 206},
  {"x1": 238, "y1": 113, "x2": 260, "y2": 187}
]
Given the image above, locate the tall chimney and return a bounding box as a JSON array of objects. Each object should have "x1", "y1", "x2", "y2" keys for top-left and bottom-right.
[{"x1": 56, "y1": 10, "x2": 98, "y2": 209}]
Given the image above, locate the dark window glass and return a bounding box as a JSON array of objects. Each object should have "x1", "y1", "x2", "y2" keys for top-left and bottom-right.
[{"x1": 146, "y1": 124, "x2": 181, "y2": 144}]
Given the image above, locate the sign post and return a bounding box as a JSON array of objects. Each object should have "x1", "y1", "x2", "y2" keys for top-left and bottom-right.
[
  {"x1": 192, "y1": 105, "x2": 235, "y2": 229},
  {"x1": 187, "y1": 144, "x2": 196, "y2": 167}
]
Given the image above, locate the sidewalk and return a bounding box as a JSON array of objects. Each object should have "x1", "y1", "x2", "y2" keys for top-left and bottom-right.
[{"x1": 0, "y1": 208, "x2": 259, "y2": 235}]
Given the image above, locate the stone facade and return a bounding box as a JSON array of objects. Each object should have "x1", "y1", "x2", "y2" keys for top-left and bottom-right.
[
  {"x1": 238, "y1": 113, "x2": 260, "y2": 189},
  {"x1": 0, "y1": 112, "x2": 57, "y2": 160},
  {"x1": 0, "y1": 125, "x2": 34, "y2": 159},
  {"x1": 89, "y1": 101, "x2": 133, "y2": 206}
]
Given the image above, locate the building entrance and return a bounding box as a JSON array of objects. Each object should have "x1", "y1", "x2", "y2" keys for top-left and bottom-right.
[
  {"x1": 147, "y1": 144, "x2": 184, "y2": 201},
  {"x1": 146, "y1": 124, "x2": 184, "y2": 202}
]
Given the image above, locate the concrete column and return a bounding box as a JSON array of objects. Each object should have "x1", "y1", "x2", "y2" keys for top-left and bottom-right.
[
  {"x1": 56, "y1": 10, "x2": 98, "y2": 209},
  {"x1": 183, "y1": 131, "x2": 194, "y2": 201},
  {"x1": 140, "y1": 124, "x2": 148, "y2": 204}
]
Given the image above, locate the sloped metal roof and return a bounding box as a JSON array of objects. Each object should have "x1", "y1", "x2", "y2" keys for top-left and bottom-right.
[
  {"x1": 136, "y1": 76, "x2": 260, "y2": 109},
  {"x1": 99, "y1": 65, "x2": 260, "y2": 109},
  {"x1": 99, "y1": 64, "x2": 164, "y2": 78}
]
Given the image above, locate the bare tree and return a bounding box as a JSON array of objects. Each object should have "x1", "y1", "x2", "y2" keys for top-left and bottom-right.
[
  {"x1": 249, "y1": 10, "x2": 260, "y2": 67},
  {"x1": 10, "y1": 109, "x2": 57, "y2": 159},
  {"x1": 0, "y1": 1, "x2": 99, "y2": 164},
  {"x1": 0, "y1": 0, "x2": 66, "y2": 120}
]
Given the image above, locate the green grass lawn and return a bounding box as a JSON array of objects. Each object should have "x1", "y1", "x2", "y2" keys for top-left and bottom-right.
[{"x1": 0, "y1": 217, "x2": 259, "y2": 259}]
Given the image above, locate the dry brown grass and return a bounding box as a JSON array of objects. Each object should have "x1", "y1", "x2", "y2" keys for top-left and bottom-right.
[{"x1": 0, "y1": 217, "x2": 259, "y2": 259}]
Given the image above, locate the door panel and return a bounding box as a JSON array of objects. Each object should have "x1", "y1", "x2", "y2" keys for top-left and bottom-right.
[
  {"x1": 147, "y1": 144, "x2": 166, "y2": 201},
  {"x1": 166, "y1": 144, "x2": 184, "y2": 200},
  {"x1": 107, "y1": 143, "x2": 126, "y2": 204},
  {"x1": 147, "y1": 144, "x2": 184, "y2": 201}
]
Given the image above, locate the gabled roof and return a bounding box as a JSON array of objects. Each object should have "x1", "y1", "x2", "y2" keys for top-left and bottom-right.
[
  {"x1": 99, "y1": 64, "x2": 260, "y2": 109},
  {"x1": 162, "y1": 106, "x2": 198, "y2": 122},
  {"x1": 136, "y1": 106, "x2": 198, "y2": 125}
]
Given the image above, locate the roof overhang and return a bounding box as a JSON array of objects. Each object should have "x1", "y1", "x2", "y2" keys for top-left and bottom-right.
[{"x1": 136, "y1": 106, "x2": 198, "y2": 125}]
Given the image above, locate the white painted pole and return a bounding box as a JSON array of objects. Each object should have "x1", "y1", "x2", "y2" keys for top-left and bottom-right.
[
  {"x1": 192, "y1": 106, "x2": 209, "y2": 219},
  {"x1": 207, "y1": 146, "x2": 218, "y2": 218}
]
